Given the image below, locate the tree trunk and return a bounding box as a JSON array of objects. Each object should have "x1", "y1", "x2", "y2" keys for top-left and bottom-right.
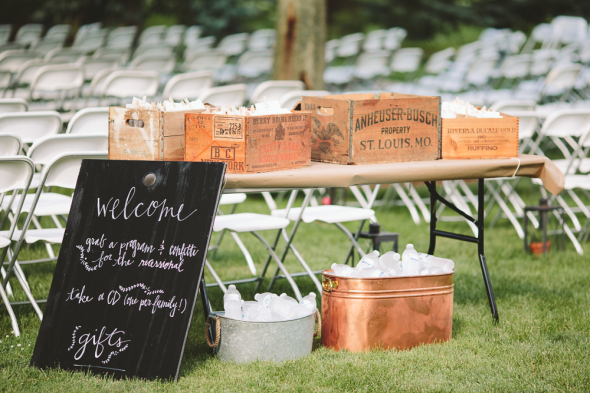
[{"x1": 273, "y1": 0, "x2": 326, "y2": 90}]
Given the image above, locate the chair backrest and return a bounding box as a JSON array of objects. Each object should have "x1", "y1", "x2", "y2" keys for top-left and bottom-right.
[
  {"x1": 162, "y1": 71, "x2": 213, "y2": 101},
  {"x1": 455, "y1": 41, "x2": 481, "y2": 63},
  {"x1": 0, "y1": 98, "x2": 28, "y2": 113},
  {"x1": 384, "y1": 27, "x2": 406, "y2": 50},
  {"x1": 15, "y1": 24, "x2": 43, "y2": 45},
  {"x1": 424, "y1": 47, "x2": 455, "y2": 74},
  {"x1": 185, "y1": 36, "x2": 216, "y2": 59},
  {"x1": 44, "y1": 48, "x2": 86, "y2": 63},
  {"x1": 390, "y1": 48, "x2": 423, "y2": 73},
  {"x1": 0, "y1": 111, "x2": 62, "y2": 143},
  {"x1": 41, "y1": 152, "x2": 108, "y2": 189},
  {"x1": 14, "y1": 58, "x2": 67, "y2": 86},
  {"x1": 218, "y1": 33, "x2": 249, "y2": 56},
  {"x1": 0, "y1": 156, "x2": 34, "y2": 194},
  {"x1": 85, "y1": 67, "x2": 118, "y2": 100},
  {"x1": 184, "y1": 26, "x2": 203, "y2": 47},
  {"x1": 130, "y1": 54, "x2": 176, "y2": 73},
  {"x1": 541, "y1": 109, "x2": 590, "y2": 139},
  {"x1": 551, "y1": 16, "x2": 587, "y2": 45},
  {"x1": 30, "y1": 64, "x2": 85, "y2": 96},
  {"x1": 164, "y1": 25, "x2": 186, "y2": 47},
  {"x1": 545, "y1": 63, "x2": 582, "y2": 90},
  {"x1": 77, "y1": 57, "x2": 119, "y2": 81},
  {"x1": 500, "y1": 54, "x2": 531, "y2": 79},
  {"x1": 65, "y1": 107, "x2": 109, "y2": 135},
  {"x1": 72, "y1": 30, "x2": 106, "y2": 52},
  {"x1": 93, "y1": 48, "x2": 130, "y2": 64},
  {"x1": 279, "y1": 90, "x2": 331, "y2": 110},
  {"x1": 249, "y1": 29, "x2": 276, "y2": 51},
  {"x1": 46, "y1": 24, "x2": 71, "y2": 40},
  {"x1": 133, "y1": 44, "x2": 174, "y2": 59},
  {"x1": 31, "y1": 39, "x2": 64, "y2": 56},
  {"x1": 0, "y1": 25, "x2": 11, "y2": 45},
  {"x1": 355, "y1": 50, "x2": 391, "y2": 70},
  {"x1": 0, "y1": 69, "x2": 10, "y2": 90},
  {"x1": 184, "y1": 51, "x2": 227, "y2": 71},
  {"x1": 249, "y1": 80, "x2": 305, "y2": 104},
  {"x1": 336, "y1": 33, "x2": 364, "y2": 57},
  {"x1": 139, "y1": 25, "x2": 166, "y2": 46},
  {"x1": 106, "y1": 26, "x2": 137, "y2": 49},
  {"x1": 100, "y1": 70, "x2": 159, "y2": 99},
  {"x1": 198, "y1": 84, "x2": 247, "y2": 107},
  {"x1": 490, "y1": 100, "x2": 537, "y2": 112},
  {"x1": 0, "y1": 50, "x2": 40, "y2": 73},
  {"x1": 325, "y1": 39, "x2": 340, "y2": 63},
  {"x1": 363, "y1": 29, "x2": 387, "y2": 52},
  {"x1": 530, "y1": 49, "x2": 558, "y2": 76},
  {"x1": 28, "y1": 134, "x2": 108, "y2": 165},
  {"x1": 0, "y1": 134, "x2": 22, "y2": 156},
  {"x1": 237, "y1": 50, "x2": 273, "y2": 77}
]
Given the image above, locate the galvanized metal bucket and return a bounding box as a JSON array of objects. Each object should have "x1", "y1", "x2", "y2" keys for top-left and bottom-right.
[
  {"x1": 205, "y1": 310, "x2": 320, "y2": 363},
  {"x1": 321, "y1": 270, "x2": 453, "y2": 352}
]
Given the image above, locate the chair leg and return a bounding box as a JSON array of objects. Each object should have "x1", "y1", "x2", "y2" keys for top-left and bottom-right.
[
  {"x1": 392, "y1": 184, "x2": 421, "y2": 224},
  {"x1": 251, "y1": 231, "x2": 302, "y2": 301},
  {"x1": 0, "y1": 267, "x2": 13, "y2": 297},
  {"x1": 0, "y1": 281, "x2": 20, "y2": 337},
  {"x1": 279, "y1": 229, "x2": 322, "y2": 293},
  {"x1": 229, "y1": 232, "x2": 256, "y2": 275},
  {"x1": 205, "y1": 259, "x2": 228, "y2": 293}
]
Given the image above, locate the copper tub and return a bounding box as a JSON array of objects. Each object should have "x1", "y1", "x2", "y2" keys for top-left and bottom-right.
[{"x1": 321, "y1": 270, "x2": 453, "y2": 352}]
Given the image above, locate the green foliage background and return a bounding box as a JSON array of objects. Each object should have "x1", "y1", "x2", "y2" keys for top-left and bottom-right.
[{"x1": 2, "y1": 0, "x2": 590, "y2": 40}]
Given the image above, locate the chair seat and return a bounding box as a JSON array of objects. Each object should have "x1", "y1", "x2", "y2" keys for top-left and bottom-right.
[
  {"x1": 564, "y1": 174, "x2": 590, "y2": 190},
  {"x1": 219, "y1": 193, "x2": 247, "y2": 205},
  {"x1": 0, "y1": 228, "x2": 64, "y2": 244},
  {"x1": 271, "y1": 205, "x2": 376, "y2": 224},
  {"x1": 2, "y1": 192, "x2": 72, "y2": 216},
  {"x1": 213, "y1": 213, "x2": 289, "y2": 232},
  {"x1": 0, "y1": 236, "x2": 10, "y2": 248}
]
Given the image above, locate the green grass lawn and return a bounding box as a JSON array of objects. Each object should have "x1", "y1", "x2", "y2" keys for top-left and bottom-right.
[{"x1": 1, "y1": 182, "x2": 589, "y2": 392}]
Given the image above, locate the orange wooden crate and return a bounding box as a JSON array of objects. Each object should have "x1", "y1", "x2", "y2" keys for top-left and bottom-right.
[
  {"x1": 108, "y1": 106, "x2": 206, "y2": 161},
  {"x1": 300, "y1": 93, "x2": 441, "y2": 164},
  {"x1": 441, "y1": 112, "x2": 519, "y2": 159},
  {"x1": 184, "y1": 111, "x2": 311, "y2": 173}
]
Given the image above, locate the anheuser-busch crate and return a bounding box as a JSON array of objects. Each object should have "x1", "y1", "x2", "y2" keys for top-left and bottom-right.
[
  {"x1": 108, "y1": 107, "x2": 206, "y2": 161},
  {"x1": 184, "y1": 111, "x2": 311, "y2": 173},
  {"x1": 441, "y1": 113, "x2": 519, "y2": 159},
  {"x1": 300, "y1": 93, "x2": 441, "y2": 164}
]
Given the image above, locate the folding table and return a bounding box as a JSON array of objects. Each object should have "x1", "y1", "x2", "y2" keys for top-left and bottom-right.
[{"x1": 199, "y1": 154, "x2": 564, "y2": 322}]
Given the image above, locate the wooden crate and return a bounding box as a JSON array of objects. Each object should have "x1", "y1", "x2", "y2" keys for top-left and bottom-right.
[
  {"x1": 108, "y1": 107, "x2": 206, "y2": 161},
  {"x1": 184, "y1": 111, "x2": 311, "y2": 173},
  {"x1": 441, "y1": 112, "x2": 519, "y2": 159},
  {"x1": 300, "y1": 93, "x2": 440, "y2": 164}
]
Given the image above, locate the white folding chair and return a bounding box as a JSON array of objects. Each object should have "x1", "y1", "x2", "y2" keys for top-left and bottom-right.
[
  {"x1": 0, "y1": 50, "x2": 39, "y2": 73},
  {"x1": 133, "y1": 44, "x2": 174, "y2": 60},
  {"x1": 465, "y1": 54, "x2": 499, "y2": 88},
  {"x1": 2, "y1": 152, "x2": 108, "y2": 322},
  {"x1": 183, "y1": 51, "x2": 227, "y2": 72},
  {"x1": 198, "y1": 84, "x2": 247, "y2": 107},
  {"x1": 336, "y1": 33, "x2": 364, "y2": 58},
  {"x1": 0, "y1": 98, "x2": 28, "y2": 113},
  {"x1": 30, "y1": 39, "x2": 63, "y2": 56},
  {"x1": 490, "y1": 100, "x2": 537, "y2": 112},
  {"x1": 164, "y1": 25, "x2": 186, "y2": 47},
  {"x1": 106, "y1": 26, "x2": 137, "y2": 50},
  {"x1": 0, "y1": 134, "x2": 22, "y2": 156},
  {"x1": 384, "y1": 28, "x2": 406, "y2": 51},
  {"x1": 10, "y1": 58, "x2": 67, "y2": 99},
  {"x1": 92, "y1": 48, "x2": 130, "y2": 64},
  {"x1": 390, "y1": 48, "x2": 423, "y2": 74},
  {"x1": 0, "y1": 69, "x2": 10, "y2": 96},
  {"x1": 353, "y1": 50, "x2": 391, "y2": 81},
  {"x1": 99, "y1": 69, "x2": 159, "y2": 105},
  {"x1": 29, "y1": 64, "x2": 85, "y2": 111},
  {"x1": 82, "y1": 67, "x2": 118, "y2": 107},
  {"x1": 249, "y1": 80, "x2": 305, "y2": 104},
  {"x1": 44, "y1": 48, "x2": 86, "y2": 63},
  {"x1": 0, "y1": 111, "x2": 62, "y2": 146},
  {"x1": 184, "y1": 26, "x2": 204, "y2": 48},
  {"x1": 162, "y1": 71, "x2": 212, "y2": 101},
  {"x1": 217, "y1": 33, "x2": 249, "y2": 57},
  {"x1": 138, "y1": 25, "x2": 166, "y2": 46},
  {"x1": 45, "y1": 25, "x2": 70, "y2": 41},
  {"x1": 72, "y1": 30, "x2": 106, "y2": 53},
  {"x1": 130, "y1": 54, "x2": 176, "y2": 74},
  {"x1": 76, "y1": 57, "x2": 119, "y2": 81},
  {"x1": 0, "y1": 25, "x2": 11, "y2": 46},
  {"x1": 424, "y1": 47, "x2": 455, "y2": 75},
  {"x1": 65, "y1": 107, "x2": 109, "y2": 135},
  {"x1": 249, "y1": 29, "x2": 276, "y2": 51},
  {"x1": 279, "y1": 90, "x2": 331, "y2": 110},
  {"x1": 363, "y1": 29, "x2": 387, "y2": 52},
  {"x1": 15, "y1": 24, "x2": 42, "y2": 46},
  {"x1": 0, "y1": 156, "x2": 35, "y2": 337},
  {"x1": 184, "y1": 36, "x2": 216, "y2": 59},
  {"x1": 236, "y1": 50, "x2": 274, "y2": 80},
  {"x1": 325, "y1": 39, "x2": 340, "y2": 64}
]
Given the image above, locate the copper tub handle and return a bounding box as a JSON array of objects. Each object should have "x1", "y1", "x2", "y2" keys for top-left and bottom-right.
[
  {"x1": 322, "y1": 276, "x2": 338, "y2": 292},
  {"x1": 205, "y1": 315, "x2": 221, "y2": 348}
]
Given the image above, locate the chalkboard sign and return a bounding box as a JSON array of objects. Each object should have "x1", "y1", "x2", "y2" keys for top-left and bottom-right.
[{"x1": 30, "y1": 160, "x2": 226, "y2": 381}]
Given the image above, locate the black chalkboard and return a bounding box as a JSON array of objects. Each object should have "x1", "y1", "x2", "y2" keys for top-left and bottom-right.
[{"x1": 30, "y1": 160, "x2": 226, "y2": 381}]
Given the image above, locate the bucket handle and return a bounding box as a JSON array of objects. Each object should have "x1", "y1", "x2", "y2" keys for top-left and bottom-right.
[
  {"x1": 314, "y1": 309, "x2": 322, "y2": 337},
  {"x1": 205, "y1": 315, "x2": 221, "y2": 348}
]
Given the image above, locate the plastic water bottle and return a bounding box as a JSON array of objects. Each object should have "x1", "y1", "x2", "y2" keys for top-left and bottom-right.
[
  {"x1": 280, "y1": 293, "x2": 298, "y2": 304},
  {"x1": 270, "y1": 296, "x2": 298, "y2": 320},
  {"x1": 254, "y1": 292, "x2": 277, "y2": 308},
  {"x1": 402, "y1": 244, "x2": 420, "y2": 276},
  {"x1": 357, "y1": 250, "x2": 379, "y2": 269},
  {"x1": 379, "y1": 251, "x2": 400, "y2": 271},
  {"x1": 331, "y1": 263, "x2": 354, "y2": 277},
  {"x1": 357, "y1": 268, "x2": 386, "y2": 278},
  {"x1": 418, "y1": 253, "x2": 455, "y2": 273},
  {"x1": 223, "y1": 285, "x2": 242, "y2": 319},
  {"x1": 299, "y1": 293, "x2": 317, "y2": 315}
]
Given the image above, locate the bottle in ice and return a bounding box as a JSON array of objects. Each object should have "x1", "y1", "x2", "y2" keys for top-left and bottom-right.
[
  {"x1": 357, "y1": 250, "x2": 379, "y2": 269},
  {"x1": 299, "y1": 292, "x2": 317, "y2": 314},
  {"x1": 418, "y1": 253, "x2": 455, "y2": 272},
  {"x1": 331, "y1": 263, "x2": 354, "y2": 277},
  {"x1": 223, "y1": 284, "x2": 243, "y2": 319},
  {"x1": 401, "y1": 244, "x2": 420, "y2": 276}
]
